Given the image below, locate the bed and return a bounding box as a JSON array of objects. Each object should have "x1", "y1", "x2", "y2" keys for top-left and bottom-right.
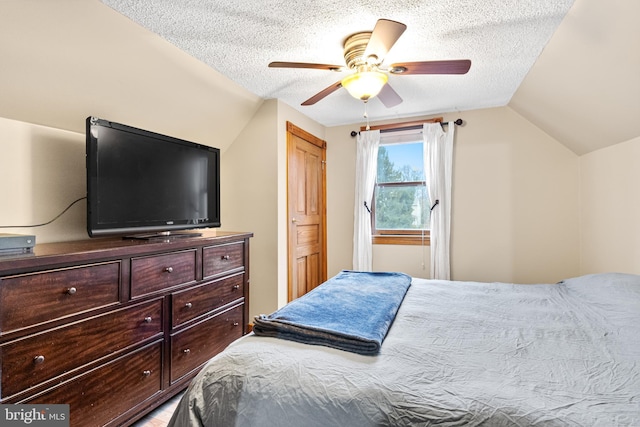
[{"x1": 168, "y1": 272, "x2": 640, "y2": 426}]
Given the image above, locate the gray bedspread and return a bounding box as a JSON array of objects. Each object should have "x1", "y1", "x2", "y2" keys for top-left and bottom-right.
[{"x1": 168, "y1": 273, "x2": 640, "y2": 426}]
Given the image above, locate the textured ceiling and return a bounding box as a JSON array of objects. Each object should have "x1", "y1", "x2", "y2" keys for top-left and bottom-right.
[{"x1": 101, "y1": 0, "x2": 575, "y2": 127}]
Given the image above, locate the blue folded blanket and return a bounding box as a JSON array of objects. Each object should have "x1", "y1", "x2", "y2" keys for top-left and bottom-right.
[{"x1": 253, "y1": 270, "x2": 412, "y2": 355}]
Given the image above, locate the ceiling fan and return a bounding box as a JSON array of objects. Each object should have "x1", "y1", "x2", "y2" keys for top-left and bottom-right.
[{"x1": 269, "y1": 19, "x2": 471, "y2": 107}]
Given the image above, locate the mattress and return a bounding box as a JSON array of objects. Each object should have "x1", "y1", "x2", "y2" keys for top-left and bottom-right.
[{"x1": 168, "y1": 272, "x2": 640, "y2": 426}]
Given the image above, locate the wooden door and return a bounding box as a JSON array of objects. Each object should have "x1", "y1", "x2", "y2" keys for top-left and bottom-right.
[{"x1": 287, "y1": 122, "x2": 327, "y2": 301}]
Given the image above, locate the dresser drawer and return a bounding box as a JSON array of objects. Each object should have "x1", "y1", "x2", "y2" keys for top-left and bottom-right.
[
  {"x1": 25, "y1": 341, "x2": 162, "y2": 427},
  {"x1": 131, "y1": 250, "x2": 196, "y2": 298},
  {"x1": 170, "y1": 304, "x2": 243, "y2": 383},
  {"x1": 0, "y1": 262, "x2": 120, "y2": 334},
  {"x1": 1, "y1": 299, "x2": 162, "y2": 398},
  {"x1": 172, "y1": 273, "x2": 244, "y2": 328},
  {"x1": 203, "y1": 242, "x2": 244, "y2": 279}
]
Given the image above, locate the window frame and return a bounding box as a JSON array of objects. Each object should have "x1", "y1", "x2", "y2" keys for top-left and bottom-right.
[
  {"x1": 372, "y1": 156, "x2": 430, "y2": 246},
  {"x1": 362, "y1": 118, "x2": 443, "y2": 246}
]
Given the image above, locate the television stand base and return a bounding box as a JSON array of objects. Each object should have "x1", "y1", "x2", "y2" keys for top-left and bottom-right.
[{"x1": 123, "y1": 231, "x2": 203, "y2": 241}]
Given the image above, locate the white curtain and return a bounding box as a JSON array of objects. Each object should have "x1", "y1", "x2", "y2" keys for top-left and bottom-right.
[
  {"x1": 423, "y1": 122, "x2": 454, "y2": 280},
  {"x1": 353, "y1": 130, "x2": 380, "y2": 271}
]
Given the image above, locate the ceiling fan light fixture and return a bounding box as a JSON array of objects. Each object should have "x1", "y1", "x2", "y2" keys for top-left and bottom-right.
[{"x1": 341, "y1": 71, "x2": 388, "y2": 101}]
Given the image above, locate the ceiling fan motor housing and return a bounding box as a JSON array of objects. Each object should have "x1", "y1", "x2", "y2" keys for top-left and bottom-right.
[
  {"x1": 343, "y1": 32, "x2": 376, "y2": 70},
  {"x1": 268, "y1": 19, "x2": 470, "y2": 106}
]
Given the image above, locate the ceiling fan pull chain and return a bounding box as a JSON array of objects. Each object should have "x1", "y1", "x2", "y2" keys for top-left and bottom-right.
[{"x1": 364, "y1": 101, "x2": 370, "y2": 130}]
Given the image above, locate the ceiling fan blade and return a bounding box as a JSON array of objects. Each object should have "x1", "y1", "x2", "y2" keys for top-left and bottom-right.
[
  {"x1": 364, "y1": 19, "x2": 407, "y2": 62},
  {"x1": 390, "y1": 59, "x2": 472, "y2": 75},
  {"x1": 269, "y1": 61, "x2": 345, "y2": 71},
  {"x1": 301, "y1": 81, "x2": 343, "y2": 106},
  {"x1": 377, "y1": 83, "x2": 403, "y2": 108}
]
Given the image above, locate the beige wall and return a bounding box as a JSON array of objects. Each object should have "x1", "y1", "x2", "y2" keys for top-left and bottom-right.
[
  {"x1": 580, "y1": 136, "x2": 640, "y2": 274},
  {"x1": 0, "y1": 0, "x2": 633, "y2": 325},
  {"x1": 221, "y1": 99, "x2": 325, "y2": 319},
  {"x1": 0, "y1": 1, "x2": 262, "y2": 153},
  {"x1": 325, "y1": 124, "x2": 357, "y2": 278},
  {"x1": 219, "y1": 100, "x2": 279, "y2": 320},
  {"x1": 326, "y1": 106, "x2": 581, "y2": 284},
  {"x1": 0, "y1": 116, "x2": 87, "y2": 243},
  {"x1": 5, "y1": 104, "x2": 638, "y2": 320},
  {"x1": 451, "y1": 107, "x2": 580, "y2": 283}
]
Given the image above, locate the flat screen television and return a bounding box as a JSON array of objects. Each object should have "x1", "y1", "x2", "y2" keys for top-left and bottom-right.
[{"x1": 86, "y1": 116, "x2": 220, "y2": 239}]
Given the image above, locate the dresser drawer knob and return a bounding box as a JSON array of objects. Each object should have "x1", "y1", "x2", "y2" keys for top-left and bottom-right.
[
  {"x1": 233, "y1": 322, "x2": 239, "y2": 327},
  {"x1": 221, "y1": 255, "x2": 230, "y2": 260},
  {"x1": 142, "y1": 370, "x2": 151, "y2": 377},
  {"x1": 164, "y1": 266, "x2": 174, "y2": 273},
  {"x1": 144, "y1": 316, "x2": 153, "y2": 323},
  {"x1": 232, "y1": 285, "x2": 240, "y2": 290},
  {"x1": 66, "y1": 287, "x2": 77, "y2": 295},
  {"x1": 183, "y1": 348, "x2": 191, "y2": 354},
  {"x1": 34, "y1": 355, "x2": 45, "y2": 364},
  {"x1": 185, "y1": 302, "x2": 193, "y2": 309}
]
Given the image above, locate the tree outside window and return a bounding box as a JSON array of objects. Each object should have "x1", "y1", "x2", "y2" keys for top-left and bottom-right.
[{"x1": 372, "y1": 141, "x2": 430, "y2": 245}]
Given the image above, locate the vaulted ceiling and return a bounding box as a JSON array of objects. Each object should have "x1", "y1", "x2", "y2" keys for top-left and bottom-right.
[
  {"x1": 0, "y1": 0, "x2": 638, "y2": 155},
  {"x1": 100, "y1": 0, "x2": 640, "y2": 154},
  {"x1": 101, "y1": 0, "x2": 575, "y2": 127},
  {"x1": 509, "y1": 0, "x2": 639, "y2": 154}
]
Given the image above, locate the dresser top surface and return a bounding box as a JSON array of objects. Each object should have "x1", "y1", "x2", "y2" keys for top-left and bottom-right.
[{"x1": 0, "y1": 230, "x2": 252, "y2": 275}]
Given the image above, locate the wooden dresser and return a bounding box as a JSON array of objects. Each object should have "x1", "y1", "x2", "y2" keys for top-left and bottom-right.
[{"x1": 0, "y1": 230, "x2": 252, "y2": 426}]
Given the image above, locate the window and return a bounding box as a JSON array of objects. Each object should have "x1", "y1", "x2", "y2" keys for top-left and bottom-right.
[{"x1": 372, "y1": 133, "x2": 431, "y2": 245}]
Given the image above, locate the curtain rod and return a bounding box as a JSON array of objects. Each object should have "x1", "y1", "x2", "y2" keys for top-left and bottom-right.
[{"x1": 350, "y1": 118, "x2": 463, "y2": 137}]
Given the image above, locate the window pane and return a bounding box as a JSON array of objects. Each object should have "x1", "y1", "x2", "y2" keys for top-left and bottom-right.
[
  {"x1": 377, "y1": 143, "x2": 424, "y2": 183},
  {"x1": 374, "y1": 184, "x2": 430, "y2": 230}
]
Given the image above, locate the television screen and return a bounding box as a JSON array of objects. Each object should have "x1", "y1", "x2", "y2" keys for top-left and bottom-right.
[{"x1": 86, "y1": 117, "x2": 220, "y2": 238}]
